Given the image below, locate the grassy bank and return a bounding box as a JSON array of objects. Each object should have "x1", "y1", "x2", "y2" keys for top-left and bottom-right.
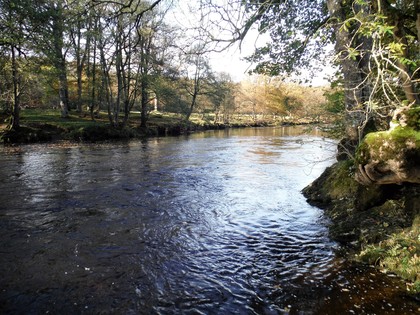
[{"x1": 2, "y1": 109, "x2": 302, "y2": 144}]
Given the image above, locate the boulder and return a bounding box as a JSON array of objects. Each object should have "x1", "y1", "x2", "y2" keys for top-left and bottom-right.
[{"x1": 355, "y1": 106, "x2": 420, "y2": 185}]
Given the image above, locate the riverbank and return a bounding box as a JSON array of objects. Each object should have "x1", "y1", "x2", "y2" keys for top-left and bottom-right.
[
  {"x1": 303, "y1": 161, "x2": 420, "y2": 294},
  {"x1": 0, "y1": 109, "x2": 317, "y2": 144}
]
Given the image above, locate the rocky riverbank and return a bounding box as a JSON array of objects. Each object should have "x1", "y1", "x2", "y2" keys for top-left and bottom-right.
[{"x1": 303, "y1": 161, "x2": 420, "y2": 293}]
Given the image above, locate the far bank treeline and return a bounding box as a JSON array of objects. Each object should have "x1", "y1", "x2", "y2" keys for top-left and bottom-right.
[{"x1": 0, "y1": 0, "x2": 338, "y2": 141}]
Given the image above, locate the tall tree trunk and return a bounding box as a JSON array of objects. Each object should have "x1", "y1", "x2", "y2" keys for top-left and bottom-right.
[
  {"x1": 185, "y1": 66, "x2": 201, "y2": 122},
  {"x1": 97, "y1": 16, "x2": 117, "y2": 127},
  {"x1": 139, "y1": 36, "x2": 151, "y2": 129},
  {"x1": 90, "y1": 34, "x2": 97, "y2": 121},
  {"x1": 104, "y1": 71, "x2": 114, "y2": 127},
  {"x1": 52, "y1": 3, "x2": 69, "y2": 118},
  {"x1": 122, "y1": 29, "x2": 131, "y2": 128},
  {"x1": 98, "y1": 34, "x2": 115, "y2": 127},
  {"x1": 185, "y1": 91, "x2": 198, "y2": 122},
  {"x1": 11, "y1": 46, "x2": 20, "y2": 130},
  {"x1": 414, "y1": 0, "x2": 420, "y2": 42},
  {"x1": 327, "y1": 0, "x2": 372, "y2": 147},
  {"x1": 114, "y1": 16, "x2": 126, "y2": 128},
  {"x1": 140, "y1": 77, "x2": 149, "y2": 128},
  {"x1": 76, "y1": 22, "x2": 83, "y2": 115},
  {"x1": 115, "y1": 45, "x2": 122, "y2": 127},
  {"x1": 57, "y1": 59, "x2": 70, "y2": 118}
]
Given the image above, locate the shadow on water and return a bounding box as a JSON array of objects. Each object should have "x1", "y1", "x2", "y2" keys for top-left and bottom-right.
[{"x1": 0, "y1": 127, "x2": 418, "y2": 314}]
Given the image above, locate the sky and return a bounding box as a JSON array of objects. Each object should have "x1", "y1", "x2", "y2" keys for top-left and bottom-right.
[{"x1": 207, "y1": 29, "x2": 265, "y2": 82}]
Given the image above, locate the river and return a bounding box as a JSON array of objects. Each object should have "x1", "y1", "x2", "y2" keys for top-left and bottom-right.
[{"x1": 0, "y1": 126, "x2": 418, "y2": 314}]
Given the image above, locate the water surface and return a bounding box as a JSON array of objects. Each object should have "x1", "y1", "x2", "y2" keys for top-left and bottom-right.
[{"x1": 0, "y1": 127, "x2": 417, "y2": 314}]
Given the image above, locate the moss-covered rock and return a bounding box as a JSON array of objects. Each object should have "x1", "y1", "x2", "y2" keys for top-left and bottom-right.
[
  {"x1": 303, "y1": 160, "x2": 420, "y2": 292},
  {"x1": 357, "y1": 215, "x2": 420, "y2": 293},
  {"x1": 305, "y1": 106, "x2": 420, "y2": 292},
  {"x1": 302, "y1": 161, "x2": 383, "y2": 211},
  {"x1": 303, "y1": 161, "x2": 419, "y2": 245},
  {"x1": 355, "y1": 105, "x2": 420, "y2": 185}
]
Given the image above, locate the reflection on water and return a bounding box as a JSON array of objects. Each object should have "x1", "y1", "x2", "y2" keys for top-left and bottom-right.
[{"x1": 0, "y1": 127, "x2": 418, "y2": 314}]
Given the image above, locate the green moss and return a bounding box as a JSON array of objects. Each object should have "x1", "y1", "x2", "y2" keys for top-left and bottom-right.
[
  {"x1": 364, "y1": 126, "x2": 420, "y2": 145},
  {"x1": 302, "y1": 160, "x2": 383, "y2": 210},
  {"x1": 324, "y1": 160, "x2": 359, "y2": 199},
  {"x1": 390, "y1": 126, "x2": 420, "y2": 142},
  {"x1": 356, "y1": 126, "x2": 420, "y2": 165}
]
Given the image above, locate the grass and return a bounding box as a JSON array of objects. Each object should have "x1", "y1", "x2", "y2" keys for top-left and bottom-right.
[
  {"x1": 357, "y1": 215, "x2": 420, "y2": 293},
  {"x1": 1, "y1": 109, "x2": 182, "y2": 131},
  {"x1": 2, "y1": 109, "x2": 287, "y2": 143},
  {"x1": 2, "y1": 108, "x2": 292, "y2": 133},
  {"x1": 20, "y1": 109, "x2": 109, "y2": 128}
]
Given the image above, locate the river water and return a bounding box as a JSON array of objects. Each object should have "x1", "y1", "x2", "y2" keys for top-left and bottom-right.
[{"x1": 0, "y1": 127, "x2": 418, "y2": 314}]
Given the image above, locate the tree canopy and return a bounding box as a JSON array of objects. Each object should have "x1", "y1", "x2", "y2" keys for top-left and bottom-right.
[{"x1": 242, "y1": 0, "x2": 331, "y2": 76}]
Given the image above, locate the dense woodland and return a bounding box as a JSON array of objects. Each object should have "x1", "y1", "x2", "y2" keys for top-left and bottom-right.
[{"x1": 0, "y1": 0, "x2": 336, "y2": 132}]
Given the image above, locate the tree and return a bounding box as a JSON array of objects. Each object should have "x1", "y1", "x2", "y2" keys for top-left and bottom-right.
[
  {"x1": 85, "y1": 8, "x2": 101, "y2": 120},
  {"x1": 149, "y1": 24, "x2": 183, "y2": 113},
  {"x1": 89, "y1": 0, "x2": 170, "y2": 128},
  {"x1": 243, "y1": 0, "x2": 330, "y2": 75},
  {"x1": 207, "y1": 72, "x2": 236, "y2": 124},
  {"x1": 0, "y1": 0, "x2": 29, "y2": 129},
  {"x1": 137, "y1": 12, "x2": 169, "y2": 128},
  {"x1": 15, "y1": 0, "x2": 72, "y2": 118},
  {"x1": 180, "y1": 44, "x2": 214, "y2": 121},
  {"x1": 68, "y1": 0, "x2": 92, "y2": 115},
  {"x1": 325, "y1": 0, "x2": 418, "y2": 149}
]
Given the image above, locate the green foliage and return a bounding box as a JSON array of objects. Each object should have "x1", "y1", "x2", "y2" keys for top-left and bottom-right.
[
  {"x1": 324, "y1": 87, "x2": 345, "y2": 114},
  {"x1": 345, "y1": 1, "x2": 418, "y2": 108},
  {"x1": 243, "y1": 0, "x2": 331, "y2": 76},
  {"x1": 405, "y1": 107, "x2": 420, "y2": 130},
  {"x1": 242, "y1": 0, "x2": 419, "y2": 144},
  {"x1": 356, "y1": 125, "x2": 420, "y2": 166}
]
